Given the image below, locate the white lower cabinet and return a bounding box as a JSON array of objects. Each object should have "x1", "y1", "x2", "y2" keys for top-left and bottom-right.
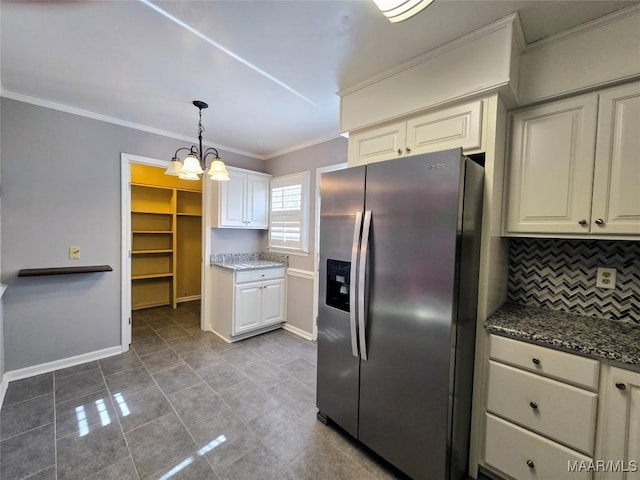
[
  {"x1": 483, "y1": 334, "x2": 640, "y2": 480},
  {"x1": 211, "y1": 267, "x2": 285, "y2": 341},
  {"x1": 484, "y1": 334, "x2": 599, "y2": 479},
  {"x1": 233, "y1": 278, "x2": 284, "y2": 334},
  {"x1": 601, "y1": 367, "x2": 640, "y2": 480}
]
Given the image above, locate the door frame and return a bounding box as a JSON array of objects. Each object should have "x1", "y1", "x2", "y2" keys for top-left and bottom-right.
[
  {"x1": 120, "y1": 153, "x2": 170, "y2": 351},
  {"x1": 313, "y1": 163, "x2": 348, "y2": 340}
]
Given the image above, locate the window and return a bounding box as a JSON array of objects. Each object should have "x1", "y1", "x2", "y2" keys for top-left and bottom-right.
[{"x1": 268, "y1": 171, "x2": 310, "y2": 253}]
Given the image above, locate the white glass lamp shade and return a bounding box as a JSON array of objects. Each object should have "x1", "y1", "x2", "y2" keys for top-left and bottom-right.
[
  {"x1": 178, "y1": 172, "x2": 201, "y2": 181},
  {"x1": 208, "y1": 159, "x2": 230, "y2": 181},
  {"x1": 165, "y1": 158, "x2": 183, "y2": 176},
  {"x1": 181, "y1": 153, "x2": 204, "y2": 175},
  {"x1": 373, "y1": 0, "x2": 434, "y2": 22}
]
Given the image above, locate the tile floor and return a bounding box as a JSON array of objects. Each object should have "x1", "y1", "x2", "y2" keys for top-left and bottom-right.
[{"x1": 0, "y1": 302, "x2": 406, "y2": 480}]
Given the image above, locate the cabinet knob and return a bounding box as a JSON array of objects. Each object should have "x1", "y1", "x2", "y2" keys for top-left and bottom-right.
[
  {"x1": 532, "y1": 358, "x2": 541, "y2": 365},
  {"x1": 616, "y1": 382, "x2": 627, "y2": 391},
  {"x1": 397, "y1": 149, "x2": 402, "y2": 155},
  {"x1": 530, "y1": 401, "x2": 538, "y2": 410},
  {"x1": 595, "y1": 218, "x2": 605, "y2": 226},
  {"x1": 579, "y1": 219, "x2": 588, "y2": 226},
  {"x1": 526, "y1": 460, "x2": 535, "y2": 469},
  {"x1": 406, "y1": 147, "x2": 411, "y2": 154}
]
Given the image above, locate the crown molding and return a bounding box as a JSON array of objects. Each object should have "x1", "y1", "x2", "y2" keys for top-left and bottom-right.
[
  {"x1": 337, "y1": 12, "x2": 520, "y2": 97},
  {"x1": 0, "y1": 89, "x2": 265, "y2": 160},
  {"x1": 523, "y1": 3, "x2": 640, "y2": 53}
]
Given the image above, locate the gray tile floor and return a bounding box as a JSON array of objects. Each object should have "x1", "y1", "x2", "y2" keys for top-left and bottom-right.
[{"x1": 0, "y1": 302, "x2": 404, "y2": 480}]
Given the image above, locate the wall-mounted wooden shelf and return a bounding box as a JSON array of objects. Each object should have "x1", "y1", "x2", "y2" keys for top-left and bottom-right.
[{"x1": 18, "y1": 265, "x2": 113, "y2": 277}]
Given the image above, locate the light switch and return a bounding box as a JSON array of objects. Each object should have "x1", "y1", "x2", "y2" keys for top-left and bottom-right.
[
  {"x1": 596, "y1": 267, "x2": 616, "y2": 289},
  {"x1": 69, "y1": 246, "x2": 81, "y2": 260}
]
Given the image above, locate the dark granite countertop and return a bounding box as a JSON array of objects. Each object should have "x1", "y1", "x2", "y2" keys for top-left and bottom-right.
[
  {"x1": 211, "y1": 260, "x2": 285, "y2": 271},
  {"x1": 486, "y1": 303, "x2": 640, "y2": 366}
]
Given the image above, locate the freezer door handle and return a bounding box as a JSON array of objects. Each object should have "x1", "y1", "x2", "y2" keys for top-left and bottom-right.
[
  {"x1": 358, "y1": 210, "x2": 372, "y2": 361},
  {"x1": 349, "y1": 211, "x2": 363, "y2": 358}
]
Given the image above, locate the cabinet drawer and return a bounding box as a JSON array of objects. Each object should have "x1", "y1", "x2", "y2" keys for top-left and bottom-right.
[
  {"x1": 487, "y1": 361, "x2": 597, "y2": 455},
  {"x1": 485, "y1": 413, "x2": 592, "y2": 480},
  {"x1": 235, "y1": 268, "x2": 284, "y2": 284},
  {"x1": 489, "y1": 334, "x2": 599, "y2": 390}
]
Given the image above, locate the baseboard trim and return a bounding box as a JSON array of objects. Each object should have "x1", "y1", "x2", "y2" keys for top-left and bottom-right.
[
  {"x1": 283, "y1": 323, "x2": 314, "y2": 341},
  {"x1": 4, "y1": 346, "x2": 123, "y2": 382}
]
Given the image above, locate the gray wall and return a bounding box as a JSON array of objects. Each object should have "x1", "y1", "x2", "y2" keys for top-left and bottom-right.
[
  {"x1": 0, "y1": 98, "x2": 262, "y2": 371},
  {"x1": 266, "y1": 137, "x2": 348, "y2": 272},
  {"x1": 0, "y1": 94, "x2": 4, "y2": 386},
  {"x1": 265, "y1": 137, "x2": 348, "y2": 334}
]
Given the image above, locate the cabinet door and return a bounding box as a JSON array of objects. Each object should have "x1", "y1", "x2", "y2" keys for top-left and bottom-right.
[
  {"x1": 218, "y1": 170, "x2": 246, "y2": 227},
  {"x1": 505, "y1": 95, "x2": 598, "y2": 234},
  {"x1": 233, "y1": 282, "x2": 262, "y2": 334},
  {"x1": 261, "y1": 279, "x2": 284, "y2": 326},
  {"x1": 347, "y1": 121, "x2": 406, "y2": 166},
  {"x1": 406, "y1": 100, "x2": 483, "y2": 155},
  {"x1": 246, "y1": 174, "x2": 270, "y2": 229},
  {"x1": 602, "y1": 367, "x2": 640, "y2": 480},
  {"x1": 592, "y1": 82, "x2": 640, "y2": 235}
]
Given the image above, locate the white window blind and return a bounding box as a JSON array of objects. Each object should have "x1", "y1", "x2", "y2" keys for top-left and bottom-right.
[{"x1": 269, "y1": 171, "x2": 310, "y2": 253}]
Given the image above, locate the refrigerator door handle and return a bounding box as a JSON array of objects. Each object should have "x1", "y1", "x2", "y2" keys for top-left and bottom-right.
[
  {"x1": 349, "y1": 211, "x2": 363, "y2": 358},
  {"x1": 358, "y1": 210, "x2": 372, "y2": 361}
]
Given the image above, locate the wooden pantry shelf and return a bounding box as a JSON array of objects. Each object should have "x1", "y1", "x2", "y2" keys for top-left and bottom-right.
[
  {"x1": 132, "y1": 273, "x2": 174, "y2": 281},
  {"x1": 132, "y1": 249, "x2": 173, "y2": 255},
  {"x1": 18, "y1": 265, "x2": 113, "y2": 277},
  {"x1": 132, "y1": 230, "x2": 173, "y2": 234}
]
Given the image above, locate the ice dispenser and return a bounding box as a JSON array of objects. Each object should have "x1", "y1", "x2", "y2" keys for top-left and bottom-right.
[{"x1": 326, "y1": 259, "x2": 351, "y2": 312}]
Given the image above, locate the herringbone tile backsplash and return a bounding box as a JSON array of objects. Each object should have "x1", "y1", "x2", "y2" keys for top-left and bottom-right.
[{"x1": 508, "y1": 238, "x2": 640, "y2": 324}]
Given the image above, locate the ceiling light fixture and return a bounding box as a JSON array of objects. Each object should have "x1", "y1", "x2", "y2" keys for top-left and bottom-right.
[
  {"x1": 165, "y1": 100, "x2": 230, "y2": 181},
  {"x1": 373, "y1": 0, "x2": 435, "y2": 23}
]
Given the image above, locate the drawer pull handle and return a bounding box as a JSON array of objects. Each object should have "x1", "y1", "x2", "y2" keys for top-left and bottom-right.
[
  {"x1": 527, "y1": 460, "x2": 535, "y2": 469},
  {"x1": 532, "y1": 358, "x2": 540, "y2": 365},
  {"x1": 530, "y1": 401, "x2": 538, "y2": 410},
  {"x1": 579, "y1": 219, "x2": 588, "y2": 226},
  {"x1": 595, "y1": 218, "x2": 605, "y2": 226},
  {"x1": 616, "y1": 382, "x2": 627, "y2": 390},
  {"x1": 397, "y1": 149, "x2": 402, "y2": 155}
]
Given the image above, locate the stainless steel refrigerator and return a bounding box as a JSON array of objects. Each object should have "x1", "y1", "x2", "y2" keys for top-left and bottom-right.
[{"x1": 317, "y1": 148, "x2": 484, "y2": 480}]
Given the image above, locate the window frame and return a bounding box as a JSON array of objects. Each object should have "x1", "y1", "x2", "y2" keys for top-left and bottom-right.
[{"x1": 268, "y1": 170, "x2": 311, "y2": 255}]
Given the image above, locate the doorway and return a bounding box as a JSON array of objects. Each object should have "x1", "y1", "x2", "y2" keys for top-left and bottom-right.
[{"x1": 120, "y1": 153, "x2": 204, "y2": 350}]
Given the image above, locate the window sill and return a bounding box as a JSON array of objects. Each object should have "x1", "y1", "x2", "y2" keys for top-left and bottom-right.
[{"x1": 268, "y1": 248, "x2": 309, "y2": 257}]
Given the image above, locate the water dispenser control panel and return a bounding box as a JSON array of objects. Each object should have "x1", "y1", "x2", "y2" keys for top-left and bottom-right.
[{"x1": 326, "y1": 259, "x2": 351, "y2": 312}]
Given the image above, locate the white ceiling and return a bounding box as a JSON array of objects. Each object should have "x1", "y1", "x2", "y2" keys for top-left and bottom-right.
[{"x1": 1, "y1": 0, "x2": 637, "y2": 159}]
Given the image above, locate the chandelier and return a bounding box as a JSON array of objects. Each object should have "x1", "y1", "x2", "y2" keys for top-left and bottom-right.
[{"x1": 165, "y1": 100, "x2": 230, "y2": 181}]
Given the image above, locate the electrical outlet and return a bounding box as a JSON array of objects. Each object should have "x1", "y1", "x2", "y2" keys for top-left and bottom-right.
[
  {"x1": 69, "y1": 246, "x2": 81, "y2": 260},
  {"x1": 596, "y1": 267, "x2": 617, "y2": 289}
]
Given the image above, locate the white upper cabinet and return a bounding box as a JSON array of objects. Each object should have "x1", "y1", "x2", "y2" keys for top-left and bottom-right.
[
  {"x1": 246, "y1": 174, "x2": 270, "y2": 228},
  {"x1": 348, "y1": 121, "x2": 406, "y2": 165},
  {"x1": 505, "y1": 94, "x2": 598, "y2": 234},
  {"x1": 504, "y1": 81, "x2": 640, "y2": 238},
  {"x1": 212, "y1": 167, "x2": 271, "y2": 229},
  {"x1": 591, "y1": 82, "x2": 640, "y2": 235},
  {"x1": 218, "y1": 169, "x2": 247, "y2": 228},
  {"x1": 348, "y1": 99, "x2": 483, "y2": 167}
]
